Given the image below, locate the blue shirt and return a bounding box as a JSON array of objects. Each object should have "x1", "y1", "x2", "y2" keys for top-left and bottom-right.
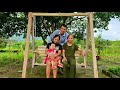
[{"x1": 48, "y1": 30, "x2": 69, "y2": 46}]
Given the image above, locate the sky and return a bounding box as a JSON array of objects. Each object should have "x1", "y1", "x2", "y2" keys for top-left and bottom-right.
[
  {"x1": 94, "y1": 18, "x2": 120, "y2": 41},
  {"x1": 10, "y1": 18, "x2": 120, "y2": 41}
]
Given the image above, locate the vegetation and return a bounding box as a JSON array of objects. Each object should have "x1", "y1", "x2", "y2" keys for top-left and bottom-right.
[
  {"x1": 1, "y1": 12, "x2": 120, "y2": 44},
  {"x1": 0, "y1": 12, "x2": 120, "y2": 77}
]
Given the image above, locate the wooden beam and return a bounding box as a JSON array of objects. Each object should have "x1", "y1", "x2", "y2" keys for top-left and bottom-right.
[
  {"x1": 32, "y1": 12, "x2": 89, "y2": 16},
  {"x1": 89, "y1": 12, "x2": 98, "y2": 78},
  {"x1": 84, "y1": 16, "x2": 90, "y2": 68},
  {"x1": 32, "y1": 16, "x2": 36, "y2": 68},
  {"x1": 22, "y1": 12, "x2": 33, "y2": 78}
]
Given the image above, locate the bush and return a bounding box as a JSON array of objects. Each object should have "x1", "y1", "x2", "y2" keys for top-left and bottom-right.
[{"x1": 108, "y1": 67, "x2": 120, "y2": 77}]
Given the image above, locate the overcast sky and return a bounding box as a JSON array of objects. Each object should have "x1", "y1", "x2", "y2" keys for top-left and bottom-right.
[{"x1": 94, "y1": 18, "x2": 120, "y2": 41}]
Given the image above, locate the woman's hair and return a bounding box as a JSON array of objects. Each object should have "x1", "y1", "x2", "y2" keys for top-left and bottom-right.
[
  {"x1": 53, "y1": 34, "x2": 60, "y2": 40},
  {"x1": 67, "y1": 34, "x2": 74, "y2": 39}
]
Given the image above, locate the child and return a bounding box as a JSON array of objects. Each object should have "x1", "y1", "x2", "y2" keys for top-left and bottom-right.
[
  {"x1": 44, "y1": 43, "x2": 63, "y2": 69},
  {"x1": 62, "y1": 34, "x2": 85, "y2": 78}
]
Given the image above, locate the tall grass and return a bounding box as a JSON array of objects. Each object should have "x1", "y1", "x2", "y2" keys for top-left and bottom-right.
[{"x1": 0, "y1": 52, "x2": 32, "y2": 66}]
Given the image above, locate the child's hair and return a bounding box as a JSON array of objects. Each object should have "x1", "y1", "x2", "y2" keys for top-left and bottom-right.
[{"x1": 67, "y1": 34, "x2": 74, "y2": 39}]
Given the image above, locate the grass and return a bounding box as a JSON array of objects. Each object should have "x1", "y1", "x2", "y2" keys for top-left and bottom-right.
[{"x1": 0, "y1": 54, "x2": 109, "y2": 78}]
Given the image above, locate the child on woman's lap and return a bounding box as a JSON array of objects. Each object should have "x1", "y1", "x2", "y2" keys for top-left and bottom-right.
[{"x1": 44, "y1": 43, "x2": 63, "y2": 69}]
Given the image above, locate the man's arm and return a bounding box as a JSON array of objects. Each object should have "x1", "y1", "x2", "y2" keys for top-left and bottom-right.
[
  {"x1": 64, "y1": 33, "x2": 69, "y2": 43},
  {"x1": 47, "y1": 30, "x2": 58, "y2": 43}
]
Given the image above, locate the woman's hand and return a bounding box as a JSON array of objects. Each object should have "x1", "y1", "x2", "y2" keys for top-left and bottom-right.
[
  {"x1": 54, "y1": 54, "x2": 58, "y2": 58},
  {"x1": 62, "y1": 57, "x2": 67, "y2": 62}
]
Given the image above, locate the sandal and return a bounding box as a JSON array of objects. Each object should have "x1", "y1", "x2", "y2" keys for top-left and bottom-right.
[
  {"x1": 58, "y1": 63, "x2": 63, "y2": 68},
  {"x1": 51, "y1": 65, "x2": 57, "y2": 69}
]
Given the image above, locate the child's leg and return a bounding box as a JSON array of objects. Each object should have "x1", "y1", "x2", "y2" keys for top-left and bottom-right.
[
  {"x1": 51, "y1": 60, "x2": 54, "y2": 67},
  {"x1": 51, "y1": 59, "x2": 57, "y2": 69},
  {"x1": 54, "y1": 56, "x2": 63, "y2": 67},
  {"x1": 57, "y1": 59, "x2": 63, "y2": 68}
]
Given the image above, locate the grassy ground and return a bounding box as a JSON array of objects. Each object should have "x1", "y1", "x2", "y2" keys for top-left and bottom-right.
[{"x1": 0, "y1": 59, "x2": 109, "y2": 78}]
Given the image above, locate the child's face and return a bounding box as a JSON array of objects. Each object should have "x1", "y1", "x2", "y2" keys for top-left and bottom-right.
[
  {"x1": 50, "y1": 44, "x2": 55, "y2": 49},
  {"x1": 68, "y1": 35, "x2": 74, "y2": 43}
]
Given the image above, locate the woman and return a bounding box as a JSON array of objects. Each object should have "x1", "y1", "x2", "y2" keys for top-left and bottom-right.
[
  {"x1": 62, "y1": 34, "x2": 85, "y2": 78},
  {"x1": 45, "y1": 35, "x2": 62, "y2": 78}
]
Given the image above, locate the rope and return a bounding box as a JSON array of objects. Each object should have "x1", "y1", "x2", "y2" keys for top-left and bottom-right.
[{"x1": 34, "y1": 16, "x2": 36, "y2": 37}]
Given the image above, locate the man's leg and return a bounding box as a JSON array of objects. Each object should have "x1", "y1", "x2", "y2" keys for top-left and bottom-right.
[{"x1": 58, "y1": 56, "x2": 63, "y2": 74}]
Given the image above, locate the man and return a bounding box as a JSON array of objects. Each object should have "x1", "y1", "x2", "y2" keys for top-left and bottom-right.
[
  {"x1": 48, "y1": 24, "x2": 69, "y2": 46},
  {"x1": 48, "y1": 24, "x2": 69, "y2": 74}
]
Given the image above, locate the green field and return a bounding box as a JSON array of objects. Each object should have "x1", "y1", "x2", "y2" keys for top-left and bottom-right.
[{"x1": 0, "y1": 39, "x2": 120, "y2": 78}]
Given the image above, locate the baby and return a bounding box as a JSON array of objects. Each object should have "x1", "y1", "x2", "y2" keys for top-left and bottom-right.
[{"x1": 44, "y1": 43, "x2": 63, "y2": 69}]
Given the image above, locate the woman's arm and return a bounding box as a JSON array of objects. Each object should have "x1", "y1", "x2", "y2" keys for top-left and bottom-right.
[
  {"x1": 62, "y1": 50, "x2": 66, "y2": 58},
  {"x1": 54, "y1": 50, "x2": 61, "y2": 57},
  {"x1": 62, "y1": 50, "x2": 67, "y2": 62},
  {"x1": 45, "y1": 48, "x2": 49, "y2": 55}
]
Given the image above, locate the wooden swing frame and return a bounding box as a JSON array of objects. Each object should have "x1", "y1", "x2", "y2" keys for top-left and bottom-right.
[{"x1": 22, "y1": 12, "x2": 98, "y2": 78}]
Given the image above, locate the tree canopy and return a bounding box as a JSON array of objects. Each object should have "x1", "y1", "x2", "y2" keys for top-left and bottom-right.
[{"x1": 0, "y1": 12, "x2": 120, "y2": 44}]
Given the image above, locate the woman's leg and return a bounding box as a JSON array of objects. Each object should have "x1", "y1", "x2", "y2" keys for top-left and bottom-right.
[
  {"x1": 53, "y1": 61, "x2": 58, "y2": 78},
  {"x1": 46, "y1": 60, "x2": 51, "y2": 78},
  {"x1": 69, "y1": 59, "x2": 76, "y2": 78},
  {"x1": 63, "y1": 61, "x2": 70, "y2": 78}
]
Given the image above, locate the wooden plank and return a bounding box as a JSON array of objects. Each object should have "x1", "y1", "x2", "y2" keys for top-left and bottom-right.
[
  {"x1": 89, "y1": 12, "x2": 98, "y2": 78},
  {"x1": 22, "y1": 12, "x2": 33, "y2": 78},
  {"x1": 34, "y1": 62, "x2": 46, "y2": 66},
  {"x1": 32, "y1": 12, "x2": 89, "y2": 16}
]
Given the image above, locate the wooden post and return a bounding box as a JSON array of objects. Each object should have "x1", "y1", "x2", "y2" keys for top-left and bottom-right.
[
  {"x1": 89, "y1": 12, "x2": 98, "y2": 78},
  {"x1": 22, "y1": 12, "x2": 33, "y2": 78},
  {"x1": 32, "y1": 16, "x2": 36, "y2": 68},
  {"x1": 84, "y1": 16, "x2": 90, "y2": 68}
]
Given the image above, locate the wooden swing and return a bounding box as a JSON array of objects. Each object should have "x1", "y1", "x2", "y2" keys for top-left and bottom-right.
[{"x1": 22, "y1": 12, "x2": 98, "y2": 78}]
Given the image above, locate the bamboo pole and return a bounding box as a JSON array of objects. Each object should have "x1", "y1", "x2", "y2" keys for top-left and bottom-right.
[
  {"x1": 32, "y1": 12, "x2": 89, "y2": 16},
  {"x1": 22, "y1": 12, "x2": 33, "y2": 78},
  {"x1": 89, "y1": 12, "x2": 98, "y2": 78}
]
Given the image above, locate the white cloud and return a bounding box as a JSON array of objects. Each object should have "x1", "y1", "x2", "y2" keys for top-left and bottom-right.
[{"x1": 94, "y1": 18, "x2": 120, "y2": 41}]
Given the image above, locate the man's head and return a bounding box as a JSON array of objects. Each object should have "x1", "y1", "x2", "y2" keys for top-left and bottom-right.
[{"x1": 60, "y1": 24, "x2": 67, "y2": 35}]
